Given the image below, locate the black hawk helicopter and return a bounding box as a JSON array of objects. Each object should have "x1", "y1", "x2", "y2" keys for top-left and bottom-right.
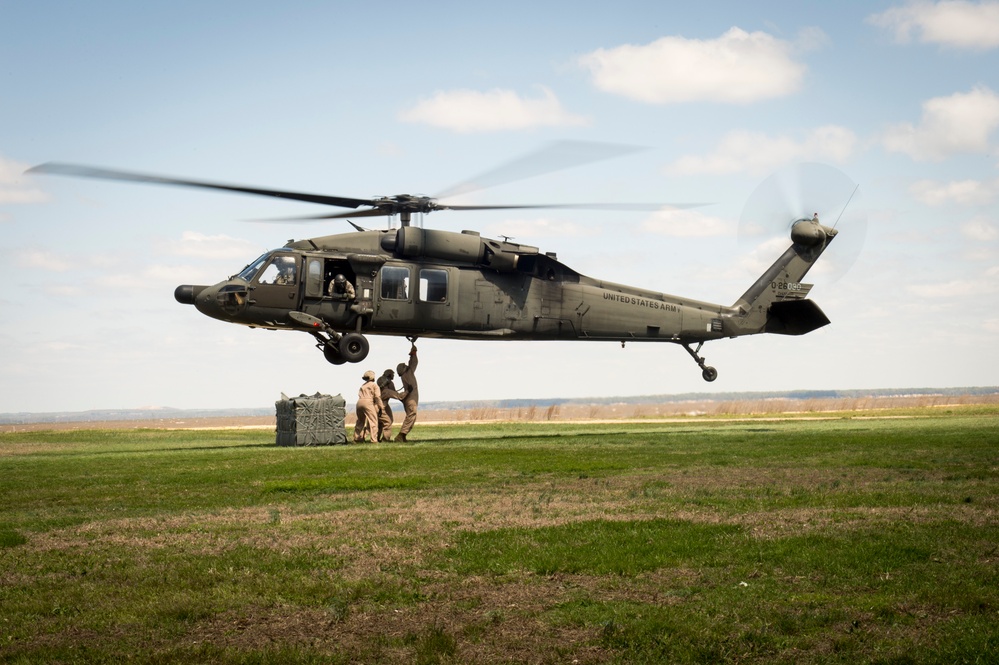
[{"x1": 29, "y1": 144, "x2": 853, "y2": 382}]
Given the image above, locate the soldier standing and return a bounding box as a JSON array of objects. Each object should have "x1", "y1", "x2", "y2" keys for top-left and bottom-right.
[
  {"x1": 353, "y1": 370, "x2": 381, "y2": 443},
  {"x1": 394, "y1": 344, "x2": 419, "y2": 442},
  {"x1": 376, "y1": 369, "x2": 404, "y2": 442}
]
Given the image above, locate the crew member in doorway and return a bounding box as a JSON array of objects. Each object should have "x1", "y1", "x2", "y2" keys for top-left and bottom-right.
[
  {"x1": 376, "y1": 369, "x2": 404, "y2": 442},
  {"x1": 353, "y1": 370, "x2": 381, "y2": 443},
  {"x1": 394, "y1": 344, "x2": 419, "y2": 442},
  {"x1": 329, "y1": 274, "x2": 356, "y2": 300}
]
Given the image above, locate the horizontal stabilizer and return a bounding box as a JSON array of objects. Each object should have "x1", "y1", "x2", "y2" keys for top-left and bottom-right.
[{"x1": 765, "y1": 300, "x2": 830, "y2": 336}]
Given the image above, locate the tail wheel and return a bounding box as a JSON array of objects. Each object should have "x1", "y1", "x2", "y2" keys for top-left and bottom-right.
[{"x1": 339, "y1": 332, "x2": 369, "y2": 363}]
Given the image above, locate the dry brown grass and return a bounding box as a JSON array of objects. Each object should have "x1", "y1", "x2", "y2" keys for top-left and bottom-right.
[{"x1": 4, "y1": 393, "x2": 996, "y2": 433}]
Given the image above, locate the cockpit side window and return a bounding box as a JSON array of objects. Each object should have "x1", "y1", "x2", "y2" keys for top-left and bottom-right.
[{"x1": 258, "y1": 255, "x2": 298, "y2": 286}]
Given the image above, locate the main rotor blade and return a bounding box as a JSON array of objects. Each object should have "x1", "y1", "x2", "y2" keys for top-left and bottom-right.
[
  {"x1": 27, "y1": 162, "x2": 374, "y2": 210},
  {"x1": 260, "y1": 201, "x2": 705, "y2": 221},
  {"x1": 436, "y1": 202, "x2": 701, "y2": 212},
  {"x1": 434, "y1": 140, "x2": 647, "y2": 199},
  {"x1": 257, "y1": 208, "x2": 395, "y2": 221}
]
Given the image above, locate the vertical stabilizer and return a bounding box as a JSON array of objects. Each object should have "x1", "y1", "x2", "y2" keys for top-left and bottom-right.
[{"x1": 727, "y1": 218, "x2": 837, "y2": 336}]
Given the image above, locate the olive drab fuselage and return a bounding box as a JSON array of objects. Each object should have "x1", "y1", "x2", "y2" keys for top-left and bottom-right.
[
  {"x1": 29, "y1": 157, "x2": 843, "y2": 381},
  {"x1": 177, "y1": 219, "x2": 837, "y2": 381},
  {"x1": 187, "y1": 228, "x2": 730, "y2": 341}
]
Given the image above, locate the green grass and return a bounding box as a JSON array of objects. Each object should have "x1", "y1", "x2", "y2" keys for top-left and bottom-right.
[{"x1": 0, "y1": 406, "x2": 996, "y2": 663}]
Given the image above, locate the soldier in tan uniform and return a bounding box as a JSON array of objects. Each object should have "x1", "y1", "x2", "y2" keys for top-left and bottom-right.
[
  {"x1": 353, "y1": 370, "x2": 381, "y2": 443},
  {"x1": 394, "y1": 344, "x2": 419, "y2": 442},
  {"x1": 376, "y1": 369, "x2": 404, "y2": 442}
]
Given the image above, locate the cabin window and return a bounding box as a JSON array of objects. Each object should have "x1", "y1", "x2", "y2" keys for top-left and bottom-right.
[
  {"x1": 380, "y1": 266, "x2": 410, "y2": 300},
  {"x1": 419, "y1": 269, "x2": 448, "y2": 302},
  {"x1": 306, "y1": 259, "x2": 322, "y2": 297},
  {"x1": 257, "y1": 255, "x2": 297, "y2": 286}
]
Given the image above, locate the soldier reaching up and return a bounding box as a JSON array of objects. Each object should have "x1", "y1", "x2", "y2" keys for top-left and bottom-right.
[{"x1": 394, "y1": 344, "x2": 419, "y2": 442}]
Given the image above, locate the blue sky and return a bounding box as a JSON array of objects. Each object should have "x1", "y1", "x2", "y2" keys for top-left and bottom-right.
[{"x1": 2, "y1": 1, "x2": 997, "y2": 412}]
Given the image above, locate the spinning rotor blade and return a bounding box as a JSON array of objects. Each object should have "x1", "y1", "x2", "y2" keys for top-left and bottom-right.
[
  {"x1": 435, "y1": 140, "x2": 646, "y2": 199},
  {"x1": 27, "y1": 162, "x2": 374, "y2": 210},
  {"x1": 435, "y1": 202, "x2": 685, "y2": 212},
  {"x1": 29, "y1": 143, "x2": 703, "y2": 224},
  {"x1": 264, "y1": 201, "x2": 693, "y2": 221},
  {"x1": 739, "y1": 162, "x2": 867, "y2": 283}
]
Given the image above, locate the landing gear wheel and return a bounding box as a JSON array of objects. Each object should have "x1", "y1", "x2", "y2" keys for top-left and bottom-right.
[
  {"x1": 323, "y1": 342, "x2": 347, "y2": 365},
  {"x1": 338, "y1": 332, "x2": 369, "y2": 363},
  {"x1": 683, "y1": 342, "x2": 719, "y2": 382}
]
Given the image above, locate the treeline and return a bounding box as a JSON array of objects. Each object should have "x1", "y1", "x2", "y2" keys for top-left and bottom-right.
[{"x1": 424, "y1": 386, "x2": 999, "y2": 411}]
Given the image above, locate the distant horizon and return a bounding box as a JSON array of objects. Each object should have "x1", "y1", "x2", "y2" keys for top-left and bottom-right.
[{"x1": 4, "y1": 385, "x2": 996, "y2": 424}]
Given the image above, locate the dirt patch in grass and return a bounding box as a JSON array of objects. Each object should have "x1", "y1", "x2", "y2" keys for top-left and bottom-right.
[{"x1": 177, "y1": 575, "x2": 617, "y2": 663}]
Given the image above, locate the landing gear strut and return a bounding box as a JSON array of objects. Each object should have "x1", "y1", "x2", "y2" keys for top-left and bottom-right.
[{"x1": 683, "y1": 342, "x2": 718, "y2": 382}]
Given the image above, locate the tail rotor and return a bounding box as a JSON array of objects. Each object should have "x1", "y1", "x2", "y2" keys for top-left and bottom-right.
[{"x1": 739, "y1": 163, "x2": 867, "y2": 283}]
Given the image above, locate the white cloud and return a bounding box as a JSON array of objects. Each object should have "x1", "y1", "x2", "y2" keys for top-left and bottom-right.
[
  {"x1": 0, "y1": 156, "x2": 47, "y2": 205},
  {"x1": 868, "y1": 1, "x2": 999, "y2": 50},
  {"x1": 962, "y1": 216, "x2": 999, "y2": 240},
  {"x1": 666, "y1": 125, "x2": 857, "y2": 175},
  {"x1": 907, "y1": 279, "x2": 973, "y2": 298},
  {"x1": 908, "y1": 267, "x2": 999, "y2": 298},
  {"x1": 171, "y1": 231, "x2": 264, "y2": 260},
  {"x1": 486, "y1": 217, "x2": 596, "y2": 239},
  {"x1": 738, "y1": 236, "x2": 794, "y2": 276},
  {"x1": 882, "y1": 86, "x2": 999, "y2": 160},
  {"x1": 14, "y1": 250, "x2": 74, "y2": 272},
  {"x1": 43, "y1": 285, "x2": 84, "y2": 298},
  {"x1": 640, "y1": 208, "x2": 732, "y2": 237},
  {"x1": 399, "y1": 87, "x2": 588, "y2": 133},
  {"x1": 144, "y1": 264, "x2": 201, "y2": 283},
  {"x1": 579, "y1": 27, "x2": 807, "y2": 105},
  {"x1": 93, "y1": 273, "x2": 150, "y2": 292},
  {"x1": 910, "y1": 178, "x2": 999, "y2": 205}
]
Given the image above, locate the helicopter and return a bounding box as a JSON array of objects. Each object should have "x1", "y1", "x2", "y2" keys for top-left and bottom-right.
[{"x1": 28, "y1": 147, "x2": 848, "y2": 382}]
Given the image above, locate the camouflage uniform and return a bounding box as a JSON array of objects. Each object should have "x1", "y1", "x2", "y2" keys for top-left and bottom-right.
[
  {"x1": 394, "y1": 346, "x2": 419, "y2": 441},
  {"x1": 329, "y1": 276, "x2": 356, "y2": 300},
  {"x1": 376, "y1": 371, "x2": 404, "y2": 442},
  {"x1": 353, "y1": 373, "x2": 381, "y2": 443}
]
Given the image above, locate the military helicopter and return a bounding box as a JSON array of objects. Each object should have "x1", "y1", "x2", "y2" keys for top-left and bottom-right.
[{"x1": 29, "y1": 145, "x2": 853, "y2": 382}]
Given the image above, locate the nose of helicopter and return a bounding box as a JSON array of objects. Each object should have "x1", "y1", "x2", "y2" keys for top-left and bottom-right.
[
  {"x1": 175, "y1": 283, "x2": 227, "y2": 321},
  {"x1": 176, "y1": 281, "x2": 250, "y2": 322},
  {"x1": 174, "y1": 284, "x2": 207, "y2": 305}
]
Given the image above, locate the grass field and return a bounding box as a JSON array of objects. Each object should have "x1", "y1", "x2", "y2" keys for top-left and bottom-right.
[{"x1": 1, "y1": 406, "x2": 996, "y2": 663}]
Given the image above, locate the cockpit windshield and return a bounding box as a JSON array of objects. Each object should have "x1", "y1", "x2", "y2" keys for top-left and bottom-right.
[{"x1": 236, "y1": 253, "x2": 271, "y2": 282}]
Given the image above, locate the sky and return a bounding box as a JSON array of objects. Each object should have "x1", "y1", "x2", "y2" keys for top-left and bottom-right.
[{"x1": 2, "y1": 0, "x2": 998, "y2": 413}]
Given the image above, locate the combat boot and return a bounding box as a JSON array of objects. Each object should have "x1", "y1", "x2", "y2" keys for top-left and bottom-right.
[{"x1": 394, "y1": 433, "x2": 407, "y2": 442}]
